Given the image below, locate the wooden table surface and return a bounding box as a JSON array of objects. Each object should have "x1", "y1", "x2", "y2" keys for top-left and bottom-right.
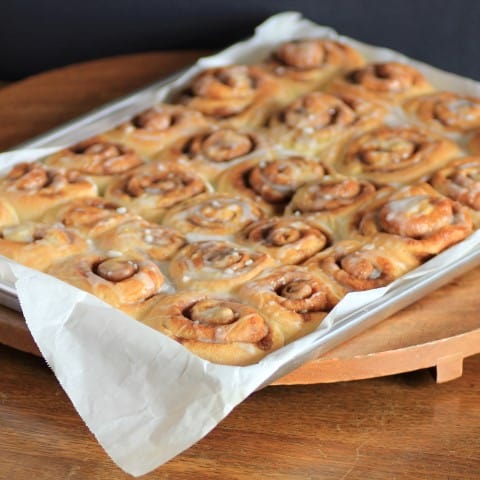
[{"x1": 1, "y1": 52, "x2": 480, "y2": 480}]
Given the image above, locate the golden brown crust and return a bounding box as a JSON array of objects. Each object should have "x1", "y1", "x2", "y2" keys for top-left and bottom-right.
[
  {"x1": 468, "y1": 132, "x2": 480, "y2": 154},
  {"x1": 429, "y1": 156, "x2": 480, "y2": 227},
  {"x1": 354, "y1": 183, "x2": 473, "y2": 256},
  {"x1": 0, "y1": 222, "x2": 89, "y2": 271},
  {"x1": 178, "y1": 65, "x2": 288, "y2": 128},
  {"x1": 48, "y1": 253, "x2": 167, "y2": 317},
  {"x1": 155, "y1": 127, "x2": 269, "y2": 181},
  {"x1": 168, "y1": 240, "x2": 275, "y2": 293},
  {"x1": 217, "y1": 155, "x2": 330, "y2": 216},
  {"x1": 263, "y1": 38, "x2": 364, "y2": 91},
  {"x1": 139, "y1": 292, "x2": 285, "y2": 365},
  {"x1": 265, "y1": 91, "x2": 386, "y2": 156},
  {"x1": 161, "y1": 192, "x2": 264, "y2": 237},
  {"x1": 327, "y1": 62, "x2": 433, "y2": 105},
  {"x1": 104, "y1": 161, "x2": 208, "y2": 221},
  {"x1": 0, "y1": 162, "x2": 97, "y2": 221},
  {"x1": 403, "y1": 92, "x2": 480, "y2": 133},
  {"x1": 103, "y1": 104, "x2": 210, "y2": 157},
  {"x1": 334, "y1": 126, "x2": 461, "y2": 186},
  {"x1": 235, "y1": 216, "x2": 331, "y2": 265},
  {"x1": 0, "y1": 198, "x2": 19, "y2": 228},
  {"x1": 44, "y1": 137, "x2": 144, "y2": 193},
  {"x1": 237, "y1": 265, "x2": 344, "y2": 343}
]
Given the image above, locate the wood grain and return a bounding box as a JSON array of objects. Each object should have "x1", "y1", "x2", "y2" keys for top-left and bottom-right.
[
  {"x1": 2, "y1": 344, "x2": 480, "y2": 479},
  {"x1": 1, "y1": 51, "x2": 480, "y2": 479}
]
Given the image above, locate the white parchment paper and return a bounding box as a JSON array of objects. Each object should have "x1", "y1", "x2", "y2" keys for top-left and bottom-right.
[{"x1": 2, "y1": 12, "x2": 480, "y2": 476}]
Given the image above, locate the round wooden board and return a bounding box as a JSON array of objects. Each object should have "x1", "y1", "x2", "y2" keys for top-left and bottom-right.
[{"x1": 0, "y1": 51, "x2": 479, "y2": 384}]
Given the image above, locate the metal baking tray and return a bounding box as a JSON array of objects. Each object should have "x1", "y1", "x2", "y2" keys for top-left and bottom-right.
[{"x1": 2, "y1": 11, "x2": 480, "y2": 371}]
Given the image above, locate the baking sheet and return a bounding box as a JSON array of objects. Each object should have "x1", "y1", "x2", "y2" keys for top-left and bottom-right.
[{"x1": 1, "y1": 11, "x2": 480, "y2": 476}]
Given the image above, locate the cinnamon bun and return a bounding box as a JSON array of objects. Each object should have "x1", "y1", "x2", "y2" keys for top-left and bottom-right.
[
  {"x1": 0, "y1": 222, "x2": 89, "y2": 271},
  {"x1": 237, "y1": 265, "x2": 343, "y2": 342},
  {"x1": 139, "y1": 292, "x2": 285, "y2": 365},
  {"x1": 0, "y1": 162, "x2": 97, "y2": 221},
  {"x1": 95, "y1": 218, "x2": 186, "y2": 261},
  {"x1": 263, "y1": 38, "x2": 364, "y2": 92},
  {"x1": 235, "y1": 216, "x2": 331, "y2": 265},
  {"x1": 103, "y1": 104, "x2": 209, "y2": 157},
  {"x1": 355, "y1": 182, "x2": 473, "y2": 256},
  {"x1": 104, "y1": 161, "x2": 208, "y2": 221},
  {"x1": 42, "y1": 197, "x2": 138, "y2": 238},
  {"x1": 156, "y1": 127, "x2": 269, "y2": 181},
  {"x1": 161, "y1": 193, "x2": 264, "y2": 238},
  {"x1": 304, "y1": 237, "x2": 420, "y2": 292},
  {"x1": 177, "y1": 65, "x2": 286, "y2": 128},
  {"x1": 217, "y1": 155, "x2": 330, "y2": 216},
  {"x1": 327, "y1": 61, "x2": 433, "y2": 105},
  {"x1": 403, "y1": 91, "x2": 480, "y2": 133},
  {"x1": 168, "y1": 240, "x2": 274, "y2": 293},
  {"x1": 44, "y1": 137, "x2": 144, "y2": 193},
  {"x1": 285, "y1": 176, "x2": 378, "y2": 237},
  {"x1": 429, "y1": 156, "x2": 480, "y2": 227},
  {"x1": 48, "y1": 253, "x2": 167, "y2": 317},
  {"x1": 334, "y1": 126, "x2": 461, "y2": 186},
  {"x1": 266, "y1": 91, "x2": 386, "y2": 156}
]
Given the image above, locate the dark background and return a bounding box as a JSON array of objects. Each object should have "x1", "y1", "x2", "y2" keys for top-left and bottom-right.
[{"x1": 1, "y1": 0, "x2": 479, "y2": 81}]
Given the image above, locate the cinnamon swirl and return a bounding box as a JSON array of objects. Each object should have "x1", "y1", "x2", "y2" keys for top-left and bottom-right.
[
  {"x1": 0, "y1": 162, "x2": 97, "y2": 221},
  {"x1": 140, "y1": 292, "x2": 285, "y2": 365},
  {"x1": 95, "y1": 218, "x2": 186, "y2": 261},
  {"x1": 334, "y1": 126, "x2": 461, "y2": 186},
  {"x1": 178, "y1": 65, "x2": 286, "y2": 128},
  {"x1": 328, "y1": 61, "x2": 433, "y2": 105},
  {"x1": 161, "y1": 193, "x2": 264, "y2": 238},
  {"x1": 285, "y1": 176, "x2": 378, "y2": 237},
  {"x1": 266, "y1": 91, "x2": 386, "y2": 156},
  {"x1": 103, "y1": 104, "x2": 209, "y2": 157},
  {"x1": 44, "y1": 137, "x2": 144, "y2": 193},
  {"x1": 168, "y1": 240, "x2": 274, "y2": 293},
  {"x1": 355, "y1": 182, "x2": 473, "y2": 256},
  {"x1": 0, "y1": 222, "x2": 89, "y2": 271},
  {"x1": 429, "y1": 156, "x2": 480, "y2": 227},
  {"x1": 217, "y1": 155, "x2": 330, "y2": 216},
  {"x1": 156, "y1": 127, "x2": 269, "y2": 181},
  {"x1": 104, "y1": 161, "x2": 208, "y2": 221},
  {"x1": 237, "y1": 265, "x2": 343, "y2": 342},
  {"x1": 42, "y1": 197, "x2": 138, "y2": 238},
  {"x1": 304, "y1": 237, "x2": 420, "y2": 292},
  {"x1": 48, "y1": 253, "x2": 167, "y2": 317},
  {"x1": 235, "y1": 216, "x2": 331, "y2": 265},
  {"x1": 404, "y1": 91, "x2": 480, "y2": 133},
  {"x1": 263, "y1": 38, "x2": 364, "y2": 92}
]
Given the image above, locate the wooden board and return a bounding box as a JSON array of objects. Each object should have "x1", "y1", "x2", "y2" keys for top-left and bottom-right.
[{"x1": 0, "y1": 52, "x2": 479, "y2": 384}]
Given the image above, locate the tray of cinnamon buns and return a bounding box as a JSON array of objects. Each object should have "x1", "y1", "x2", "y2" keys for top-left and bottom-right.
[{"x1": 1, "y1": 12, "x2": 480, "y2": 369}]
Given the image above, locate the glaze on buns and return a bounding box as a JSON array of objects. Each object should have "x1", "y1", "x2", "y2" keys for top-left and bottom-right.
[{"x1": 1, "y1": 37, "x2": 476, "y2": 365}]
